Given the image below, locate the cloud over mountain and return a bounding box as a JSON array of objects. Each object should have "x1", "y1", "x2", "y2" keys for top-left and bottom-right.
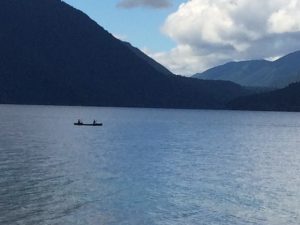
[
  {"x1": 149, "y1": 0, "x2": 300, "y2": 75},
  {"x1": 117, "y1": 0, "x2": 172, "y2": 9}
]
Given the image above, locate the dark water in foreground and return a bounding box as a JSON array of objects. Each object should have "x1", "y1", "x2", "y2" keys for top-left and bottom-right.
[{"x1": 0, "y1": 105, "x2": 300, "y2": 225}]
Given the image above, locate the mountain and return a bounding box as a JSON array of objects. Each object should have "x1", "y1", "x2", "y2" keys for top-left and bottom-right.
[
  {"x1": 227, "y1": 82, "x2": 300, "y2": 112},
  {"x1": 122, "y1": 42, "x2": 173, "y2": 76},
  {"x1": 193, "y1": 51, "x2": 300, "y2": 88},
  {"x1": 0, "y1": 0, "x2": 250, "y2": 109}
]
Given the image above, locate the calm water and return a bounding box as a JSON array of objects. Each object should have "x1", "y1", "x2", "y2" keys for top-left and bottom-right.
[{"x1": 0, "y1": 105, "x2": 300, "y2": 225}]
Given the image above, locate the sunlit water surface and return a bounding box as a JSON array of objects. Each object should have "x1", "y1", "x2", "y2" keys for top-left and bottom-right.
[{"x1": 0, "y1": 105, "x2": 300, "y2": 225}]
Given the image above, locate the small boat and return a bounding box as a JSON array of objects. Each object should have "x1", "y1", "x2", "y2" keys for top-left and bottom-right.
[
  {"x1": 74, "y1": 122, "x2": 103, "y2": 126},
  {"x1": 74, "y1": 120, "x2": 102, "y2": 126}
]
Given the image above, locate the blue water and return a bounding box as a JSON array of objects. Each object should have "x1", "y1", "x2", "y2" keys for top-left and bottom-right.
[{"x1": 0, "y1": 105, "x2": 300, "y2": 225}]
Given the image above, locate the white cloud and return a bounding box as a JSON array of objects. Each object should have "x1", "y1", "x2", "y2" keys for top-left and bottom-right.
[
  {"x1": 144, "y1": 45, "x2": 230, "y2": 75},
  {"x1": 268, "y1": 0, "x2": 300, "y2": 33},
  {"x1": 149, "y1": 0, "x2": 300, "y2": 75},
  {"x1": 113, "y1": 33, "x2": 127, "y2": 41}
]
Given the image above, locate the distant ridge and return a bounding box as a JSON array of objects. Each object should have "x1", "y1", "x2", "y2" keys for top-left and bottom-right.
[
  {"x1": 0, "y1": 0, "x2": 250, "y2": 109},
  {"x1": 228, "y1": 82, "x2": 300, "y2": 112},
  {"x1": 193, "y1": 51, "x2": 300, "y2": 88}
]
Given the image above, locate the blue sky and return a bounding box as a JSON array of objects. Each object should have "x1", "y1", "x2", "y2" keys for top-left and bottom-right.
[
  {"x1": 63, "y1": 0, "x2": 300, "y2": 75},
  {"x1": 63, "y1": 0, "x2": 183, "y2": 52}
]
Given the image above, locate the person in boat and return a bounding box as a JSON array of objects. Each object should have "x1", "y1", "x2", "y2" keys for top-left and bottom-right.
[
  {"x1": 77, "y1": 119, "x2": 82, "y2": 125},
  {"x1": 93, "y1": 120, "x2": 96, "y2": 125}
]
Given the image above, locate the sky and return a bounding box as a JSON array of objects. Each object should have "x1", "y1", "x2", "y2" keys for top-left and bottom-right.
[{"x1": 63, "y1": 0, "x2": 300, "y2": 76}]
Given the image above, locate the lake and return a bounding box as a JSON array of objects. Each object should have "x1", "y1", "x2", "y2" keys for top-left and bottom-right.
[{"x1": 0, "y1": 105, "x2": 300, "y2": 225}]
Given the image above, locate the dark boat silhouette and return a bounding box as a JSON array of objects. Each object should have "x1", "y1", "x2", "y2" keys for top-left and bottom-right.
[{"x1": 74, "y1": 120, "x2": 102, "y2": 126}]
